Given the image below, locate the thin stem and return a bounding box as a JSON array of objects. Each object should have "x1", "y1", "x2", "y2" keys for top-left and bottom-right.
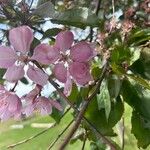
[
  {"x1": 95, "y1": 0, "x2": 102, "y2": 16},
  {"x1": 47, "y1": 119, "x2": 74, "y2": 150},
  {"x1": 10, "y1": 82, "x2": 18, "y2": 92},
  {"x1": 29, "y1": 0, "x2": 34, "y2": 10},
  {"x1": 7, "y1": 107, "x2": 71, "y2": 149},
  {"x1": 112, "y1": 0, "x2": 115, "y2": 18},
  {"x1": 81, "y1": 131, "x2": 87, "y2": 150}
]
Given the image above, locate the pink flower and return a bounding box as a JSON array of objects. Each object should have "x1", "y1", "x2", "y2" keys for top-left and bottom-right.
[
  {"x1": 69, "y1": 62, "x2": 93, "y2": 85},
  {"x1": 23, "y1": 86, "x2": 62, "y2": 117},
  {"x1": 53, "y1": 31, "x2": 94, "y2": 87},
  {"x1": 0, "y1": 26, "x2": 48, "y2": 86},
  {"x1": 0, "y1": 85, "x2": 22, "y2": 121}
]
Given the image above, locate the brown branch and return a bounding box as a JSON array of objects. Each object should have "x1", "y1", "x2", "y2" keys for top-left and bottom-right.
[
  {"x1": 47, "y1": 119, "x2": 74, "y2": 150},
  {"x1": 7, "y1": 107, "x2": 71, "y2": 149}
]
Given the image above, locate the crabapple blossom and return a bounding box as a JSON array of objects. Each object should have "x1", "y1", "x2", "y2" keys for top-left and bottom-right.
[
  {"x1": 23, "y1": 86, "x2": 62, "y2": 117},
  {"x1": 0, "y1": 26, "x2": 48, "y2": 86},
  {"x1": 0, "y1": 85, "x2": 22, "y2": 121},
  {"x1": 32, "y1": 30, "x2": 95, "y2": 93}
]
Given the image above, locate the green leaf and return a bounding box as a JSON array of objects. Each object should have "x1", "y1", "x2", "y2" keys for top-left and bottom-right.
[
  {"x1": 20, "y1": 77, "x2": 29, "y2": 85},
  {"x1": 85, "y1": 96, "x2": 124, "y2": 136},
  {"x1": 68, "y1": 83, "x2": 79, "y2": 103},
  {"x1": 131, "y1": 111, "x2": 150, "y2": 148},
  {"x1": 130, "y1": 59, "x2": 150, "y2": 80},
  {"x1": 107, "y1": 74, "x2": 122, "y2": 99},
  {"x1": 127, "y1": 28, "x2": 150, "y2": 46},
  {"x1": 121, "y1": 79, "x2": 150, "y2": 120},
  {"x1": 51, "y1": 8, "x2": 100, "y2": 28},
  {"x1": 43, "y1": 28, "x2": 62, "y2": 39},
  {"x1": 0, "y1": 69, "x2": 5, "y2": 84},
  {"x1": 127, "y1": 74, "x2": 150, "y2": 90},
  {"x1": 80, "y1": 87, "x2": 89, "y2": 99},
  {"x1": 90, "y1": 141, "x2": 106, "y2": 150},
  {"x1": 33, "y1": 1, "x2": 56, "y2": 18},
  {"x1": 97, "y1": 81, "x2": 111, "y2": 120},
  {"x1": 111, "y1": 63, "x2": 126, "y2": 75},
  {"x1": 91, "y1": 67, "x2": 102, "y2": 81},
  {"x1": 50, "y1": 107, "x2": 64, "y2": 123},
  {"x1": 110, "y1": 44, "x2": 131, "y2": 64}
]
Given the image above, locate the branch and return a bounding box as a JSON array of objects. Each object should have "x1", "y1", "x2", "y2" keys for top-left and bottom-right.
[
  {"x1": 47, "y1": 119, "x2": 74, "y2": 150},
  {"x1": 7, "y1": 107, "x2": 71, "y2": 149}
]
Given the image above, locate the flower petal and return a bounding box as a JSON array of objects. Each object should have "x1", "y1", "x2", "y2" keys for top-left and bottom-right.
[
  {"x1": 36, "y1": 97, "x2": 52, "y2": 115},
  {"x1": 32, "y1": 44, "x2": 60, "y2": 64},
  {"x1": 7, "y1": 93, "x2": 21, "y2": 113},
  {"x1": 27, "y1": 65, "x2": 48, "y2": 86},
  {"x1": 69, "y1": 62, "x2": 92, "y2": 85},
  {"x1": 4, "y1": 65, "x2": 25, "y2": 82},
  {"x1": 70, "y1": 41, "x2": 95, "y2": 62},
  {"x1": 0, "y1": 46, "x2": 16, "y2": 68},
  {"x1": 55, "y1": 31, "x2": 74, "y2": 51},
  {"x1": 9, "y1": 26, "x2": 33, "y2": 53},
  {"x1": 53, "y1": 63, "x2": 67, "y2": 83},
  {"x1": 64, "y1": 72, "x2": 72, "y2": 96},
  {"x1": 50, "y1": 100, "x2": 63, "y2": 111}
]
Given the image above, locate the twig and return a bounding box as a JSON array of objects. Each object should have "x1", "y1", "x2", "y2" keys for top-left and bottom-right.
[
  {"x1": 95, "y1": 0, "x2": 102, "y2": 16},
  {"x1": 29, "y1": 0, "x2": 34, "y2": 10},
  {"x1": 7, "y1": 107, "x2": 71, "y2": 149},
  {"x1": 112, "y1": 0, "x2": 115, "y2": 18},
  {"x1": 81, "y1": 131, "x2": 87, "y2": 150},
  {"x1": 47, "y1": 119, "x2": 74, "y2": 150}
]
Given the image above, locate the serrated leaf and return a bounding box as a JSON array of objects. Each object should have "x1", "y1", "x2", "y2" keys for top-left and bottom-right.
[
  {"x1": 131, "y1": 111, "x2": 150, "y2": 148},
  {"x1": 107, "y1": 74, "x2": 122, "y2": 99},
  {"x1": 127, "y1": 74, "x2": 150, "y2": 90},
  {"x1": 98, "y1": 81, "x2": 111, "y2": 120}
]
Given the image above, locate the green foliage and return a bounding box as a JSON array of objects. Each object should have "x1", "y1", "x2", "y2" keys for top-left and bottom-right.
[
  {"x1": 85, "y1": 96, "x2": 124, "y2": 136},
  {"x1": 131, "y1": 111, "x2": 150, "y2": 148},
  {"x1": 0, "y1": 69, "x2": 5, "y2": 84},
  {"x1": 51, "y1": 8, "x2": 100, "y2": 29},
  {"x1": 43, "y1": 28, "x2": 62, "y2": 39}
]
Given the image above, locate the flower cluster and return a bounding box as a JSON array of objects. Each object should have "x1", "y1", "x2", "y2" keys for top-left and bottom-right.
[
  {"x1": 32, "y1": 30, "x2": 95, "y2": 95},
  {"x1": 0, "y1": 25, "x2": 95, "y2": 121}
]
